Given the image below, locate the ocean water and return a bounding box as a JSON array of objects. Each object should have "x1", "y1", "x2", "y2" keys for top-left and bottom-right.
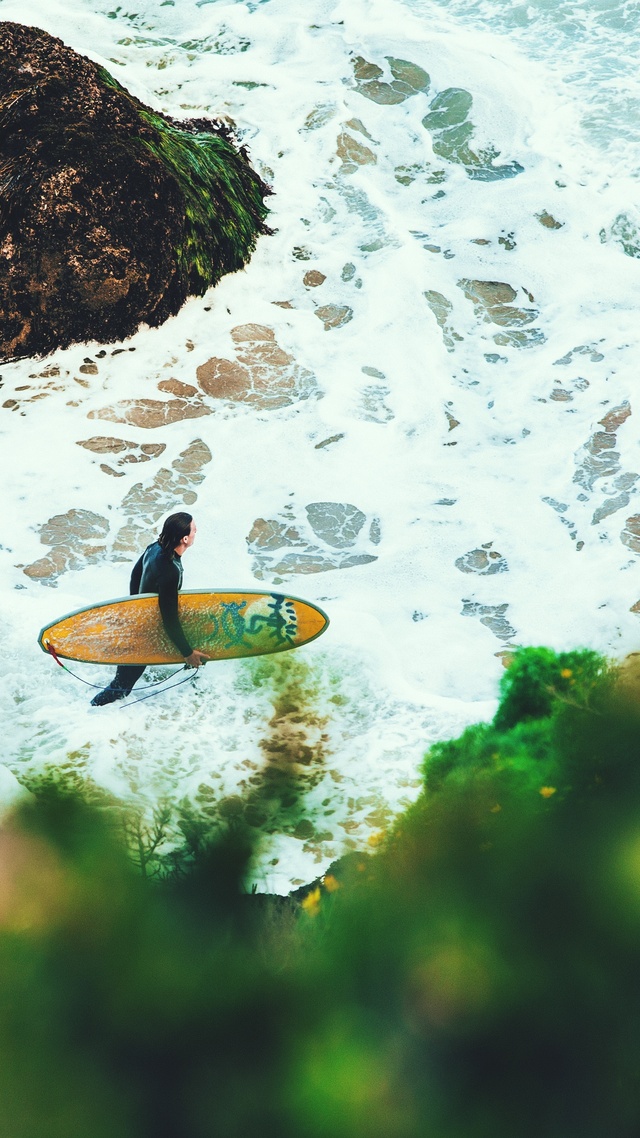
[{"x1": 1, "y1": 0, "x2": 640, "y2": 890}]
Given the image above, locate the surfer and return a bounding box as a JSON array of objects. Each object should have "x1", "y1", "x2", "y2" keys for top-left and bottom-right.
[{"x1": 91, "y1": 511, "x2": 208, "y2": 706}]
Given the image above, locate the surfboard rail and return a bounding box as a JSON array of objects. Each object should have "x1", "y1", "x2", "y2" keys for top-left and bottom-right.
[{"x1": 38, "y1": 589, "x2": 329, "y2": 666}]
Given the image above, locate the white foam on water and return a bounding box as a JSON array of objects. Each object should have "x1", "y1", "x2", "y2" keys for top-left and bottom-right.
[{"x1": 1, "y1": 0, "x2": 640, "y2": 888}]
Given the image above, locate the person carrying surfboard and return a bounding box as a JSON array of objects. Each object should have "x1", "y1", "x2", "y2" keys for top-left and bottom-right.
[{"x1": 91, "y1": 511, "x2": 208, "y2": 706}]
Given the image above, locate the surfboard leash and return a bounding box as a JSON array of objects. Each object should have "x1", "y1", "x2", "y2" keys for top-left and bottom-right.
[
  {"x1": 43, "y1": 639, "x2": 198, "y2": 700},
  {"x1": 124, "y1": 669, "x2": 199, "y2": 706}
]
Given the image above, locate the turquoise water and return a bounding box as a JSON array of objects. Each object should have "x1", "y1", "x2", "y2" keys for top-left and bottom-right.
[{"x1": 406, "y1": 0, "x2": 640, "y2": 154}]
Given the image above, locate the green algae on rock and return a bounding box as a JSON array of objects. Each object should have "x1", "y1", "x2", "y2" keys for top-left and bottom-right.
[{"x1": 0, "y1": 22, "x2": 272, "y2": 361}]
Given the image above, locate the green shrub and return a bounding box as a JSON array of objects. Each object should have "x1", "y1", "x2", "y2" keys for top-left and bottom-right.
[
  {"x1": 493, "y1": 645, "x2": 610, "y2": 730},
  {"x1": 2, "y1": 647, "x2": 640, "y2": 1137}
]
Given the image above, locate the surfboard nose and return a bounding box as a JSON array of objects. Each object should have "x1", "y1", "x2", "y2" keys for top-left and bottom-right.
[{"x1": 296, "y1": 602, "x2": 329, "y2": 642}]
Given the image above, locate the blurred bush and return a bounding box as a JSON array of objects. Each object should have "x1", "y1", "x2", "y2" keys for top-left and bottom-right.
[{"x1": 2, "y1": 647, "x2": 640, "y2": 1136}]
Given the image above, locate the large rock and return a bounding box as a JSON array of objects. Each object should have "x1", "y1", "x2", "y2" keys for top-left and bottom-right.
[{"x1": 0, "y1": 23, "x2": 272, "y2": 360}]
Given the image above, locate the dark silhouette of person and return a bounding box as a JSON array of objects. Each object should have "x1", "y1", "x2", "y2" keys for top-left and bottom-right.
[{"x1": 91, "y1": 511, "x2": 207, "y2": 706}]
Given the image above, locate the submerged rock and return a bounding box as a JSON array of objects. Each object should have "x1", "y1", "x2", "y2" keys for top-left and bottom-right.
[
  {"x1": 352, "y1": 54, "x2": 430, "y2": 105},
  {"x1": 0, "y1": 22, "x2": 272, "y2": 361},
  {"x1": 461, "y1": 600, "x2": 516, "y2": 641},
  {"x1": 458, "y1": 278, "x2": 544, "y2": 349},
  {"x1": 573, "y1": 402, "x2": 631, "y2": 492},
  {"x1": 621, "y1": 515, "x2": 640, "y2": 554},
  {"x1": 247, "y1": 500, "x2": 380, "y2": 579},
  {"x1": 196, "y1": 324, "x2": 317, "y2": 409},
  {"x1": 24, "y1": 438, "x2": 213, "y2": 580},
  {"x1": 424, "y1": 289, "x2": 463, "y2": 352},
  {"x1": 23, "y1": 508, "x2": 110, "y2": 583},
  {"x1": 455, "y1": 545, "x2": 508, "y2": 575},
  {"x1": 422, "y1": 86, "x2": 523, "y2": 181}
]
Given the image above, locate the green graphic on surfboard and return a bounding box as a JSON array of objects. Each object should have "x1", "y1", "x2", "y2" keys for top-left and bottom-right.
[{"x1": 38, "y1": 590, "x2": 329, "y2": 666}]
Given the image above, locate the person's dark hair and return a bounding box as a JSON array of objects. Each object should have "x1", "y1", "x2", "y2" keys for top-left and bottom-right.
[{"x1": 158, "y1": 512, "x2": 193, "y2": 554}]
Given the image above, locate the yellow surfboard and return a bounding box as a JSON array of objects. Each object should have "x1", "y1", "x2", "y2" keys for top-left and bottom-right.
[{"x1": 38, "y1": 590, "x2": 329, "y2": 666}]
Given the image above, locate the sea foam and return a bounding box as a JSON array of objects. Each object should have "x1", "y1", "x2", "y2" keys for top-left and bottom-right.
[{"x1": 1, "y1": 0, "x2": 639, "y2": 890}]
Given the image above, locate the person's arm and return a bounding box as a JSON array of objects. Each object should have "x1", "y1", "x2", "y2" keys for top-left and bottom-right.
[
  {"x1": 129, "y1": 554, "x2": 143, "y2": 596},
  {"x1": 157, "y1": 568, "x2": 193, "y2": 658}
]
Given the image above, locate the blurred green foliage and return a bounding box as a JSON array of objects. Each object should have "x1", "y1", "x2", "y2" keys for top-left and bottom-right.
[
  {"x1": 3, "y1": 647, "x2": 640, "y2": 1136},
  {"x1": 493, "y1": 644, "x2": 610, "y2": 729}
]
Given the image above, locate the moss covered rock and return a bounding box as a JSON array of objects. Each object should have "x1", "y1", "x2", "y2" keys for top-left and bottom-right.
[{"x1": 0, "y1": 22, "x2": 272, "y2": 360}]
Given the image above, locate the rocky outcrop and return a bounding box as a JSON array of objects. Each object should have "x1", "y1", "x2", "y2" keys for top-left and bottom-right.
[{"x1": 0, "y1": 22, "x2": 272, "y2": 360}]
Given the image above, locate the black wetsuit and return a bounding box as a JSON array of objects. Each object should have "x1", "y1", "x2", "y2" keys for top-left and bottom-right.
[
  {"x1": 130, "y1": 541, "x2": 192, "y2": 656},
  {"x1": 92, "y1": 541, "x2": 192, "y2": 703}
]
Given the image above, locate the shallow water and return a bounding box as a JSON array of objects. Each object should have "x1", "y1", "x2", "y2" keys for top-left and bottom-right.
[{"x1": 1, "y1": 0, "x2": 640, "y2": 889}]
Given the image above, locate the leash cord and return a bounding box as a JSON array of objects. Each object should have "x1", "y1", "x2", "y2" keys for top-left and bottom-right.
[
  {"x1": 124, "y1": 669, "x2": 199, "y2": 705},
  {"x1": 45, "y1": 641, "x2": 196, "y2": 697}
]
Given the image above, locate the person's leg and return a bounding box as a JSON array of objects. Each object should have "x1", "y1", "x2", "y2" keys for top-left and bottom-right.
[{"x1": 91, "y1": 665, "x2": 146, "y2": 706}]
